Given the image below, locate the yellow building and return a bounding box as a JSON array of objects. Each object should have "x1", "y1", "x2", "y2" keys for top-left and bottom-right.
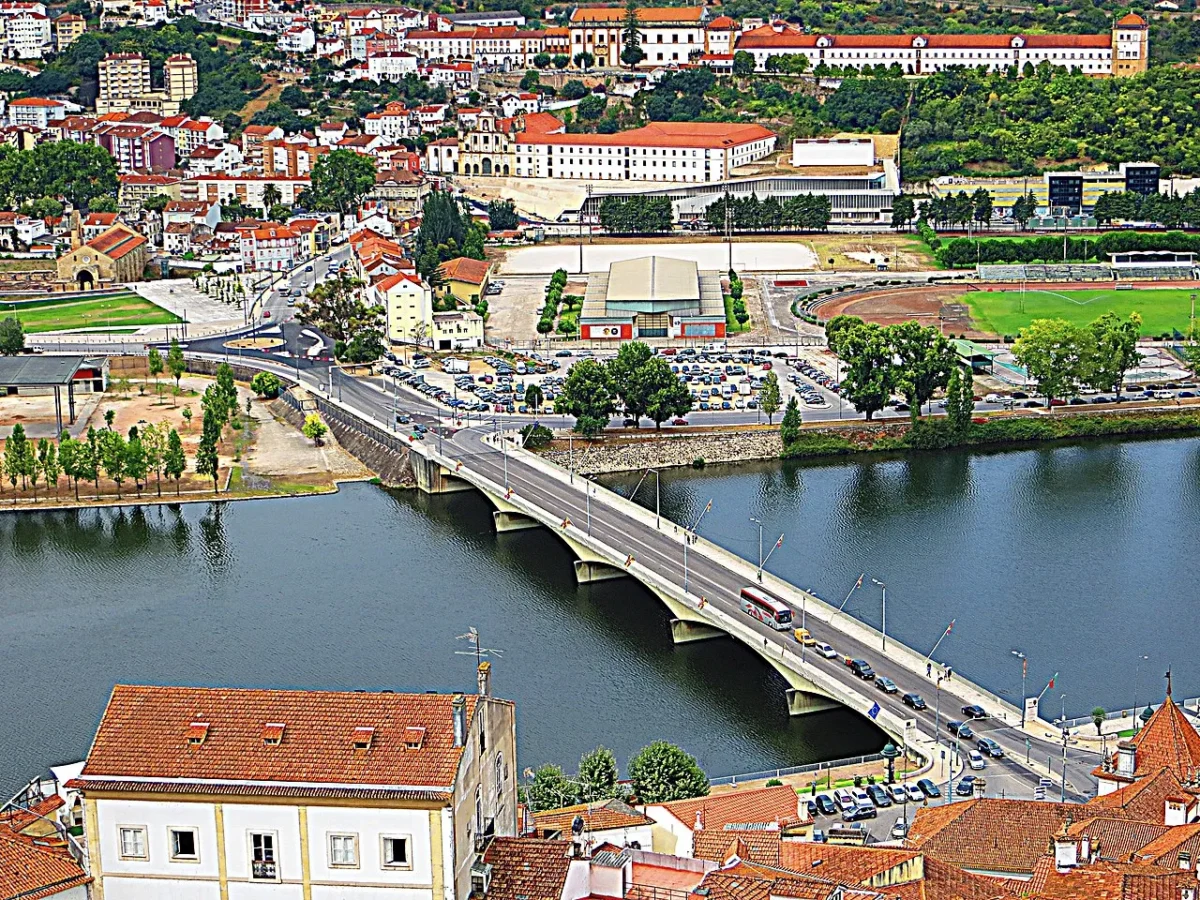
[
  {"x1": 54, "y1": 12, "x2": 85, "y2": 51},
  {"x1": 437, "y1": 256, "x2": 491, "y2": 304},
  {"x1": 374, "y1": 270, "x2": 433, "y2": 345},
  {"x1": 1112, "y1": 13, "x2": 1149, "y2": 77},
  {"x1": 57, "y1": 223, "x2": 149, "y2": 289}
]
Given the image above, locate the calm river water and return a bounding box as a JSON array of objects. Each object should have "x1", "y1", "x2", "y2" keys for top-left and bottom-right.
[{"x1": 3, "y1": 435, "x2": 1197, "y2": 798}]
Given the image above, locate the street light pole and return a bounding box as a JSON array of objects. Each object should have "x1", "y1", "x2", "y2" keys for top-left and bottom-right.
[
  {"x1": 1012, "y1": 650, "x2": 1027, "y2": 727},
  {"x1": 872, "y1": 578, "x2": 886, "y2": 652},
  {"x1": 750, "y1": 516, "x2": 764, "y2": 582},
  {"x1": 1134, "y1": 654, "x2": 1148, "y2": 732}
]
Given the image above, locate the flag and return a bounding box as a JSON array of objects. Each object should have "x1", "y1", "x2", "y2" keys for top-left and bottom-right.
[
  {"x1": 945, "y1": 619, "x2": 955, "y2": 635},
  {"x1": 1048, "y1": 673, "x2": 1057, "y2": 690},
  {"x1": 775, "y1": 536, "x2": 783, "y2": 549},
  {"x1": 705, "y1": 500, "x2": 712, "y2": 513},
  {"x1": 868, "y1": 702, "x2": 881, "y2": 720},
  {"x1": 855, "y1": 574, "x2": 864, "y2": 589}
]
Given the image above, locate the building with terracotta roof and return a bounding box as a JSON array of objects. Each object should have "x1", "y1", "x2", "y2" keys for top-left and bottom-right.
[
  {"x1": 56, "y1": 222, "x2": 148, "y2": 288},
  {"x1": 0, "y1": 826, "x2": 91, "y2": 900},
  {"x1": 530, "y1": 799, "x2": 654, "y2": 849},
  {"x1": 569, "y1": 6, "x2": 707, "y2": 68},
  {"x1": 374, "y1": 269, "x2": 433, "y2": 345},
  {"x1": 6, "y1": 96, "x2": 66, "y2": 128},
  {"x1": 645, "y1": 785, "x2": 806, "y2": 858},
  {"x1": 732, "y1": 18, "x2": 1146, "y2": 76},
  {"x1": 118, "y1": 172, "x2": 182, "y2": 210},
  {"x1": 1095, "y1": 694, "x2": 1200, "y2": 796},
  {"x1": 438, "y1": 255, "x2": 491, "y2": 303},
  {"x1": 239, "y1": 223, "x2": 300, "y2": 271},
  {"x1": 0, "y1": 3, "x2": 51, "y2": 59},
  {"x1": 73, "y1": 667, "x2": 517, "y2": 900}
]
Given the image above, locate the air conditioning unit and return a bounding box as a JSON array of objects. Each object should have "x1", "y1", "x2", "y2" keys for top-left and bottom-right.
[{"x1": 470, "y1": 860, "x2": 493, "y2": 897}]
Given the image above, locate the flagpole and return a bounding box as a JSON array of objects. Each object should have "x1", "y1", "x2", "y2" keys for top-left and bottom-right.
[
  {"x1": 924, "y1": 619, "x2": 955, "y2": 664},
  {"x1": 759, "y1": 534, "x2": 785, "y2": 574},
  {"x1": 830, "y1": 573, "x2": 864, "y2": 625},
  {"x1": 1036, "y1": 673, "x2": 1059, "y2": 702}
]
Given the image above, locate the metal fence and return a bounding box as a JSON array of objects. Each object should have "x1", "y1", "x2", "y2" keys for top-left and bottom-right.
[
  {"x1": 1057, "y1": 696, "x2": 1200, "y2": 731},
  {"x1": 709, "y1": 752, "x2": 886, "y2": 787}
]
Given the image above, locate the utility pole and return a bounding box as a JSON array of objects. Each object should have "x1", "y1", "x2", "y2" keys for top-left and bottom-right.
[
  {"x1": 725, "y1": 200, "x2": 733, "y2": 273},
  {"x1": 872, "y1": 578, "x2": 887, "y2": 652},
  {"x1": 1013, "y1": 649, "x2": 1027, "y2": 727},
  {"x1": 750, "y1": 516, "x2": 764, "y2": 582}
]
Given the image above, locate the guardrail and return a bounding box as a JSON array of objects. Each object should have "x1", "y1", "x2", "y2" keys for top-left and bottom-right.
[
  {"x1": 1058, "y1": 696, "x2": 1200, "y2": 730},
  {"x1": 710, "y1": 753, "x2": 886, "y2": 786}
]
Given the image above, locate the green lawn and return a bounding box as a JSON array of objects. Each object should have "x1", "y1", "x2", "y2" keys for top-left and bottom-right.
[
  {"x1": 966, "y1": 287, "x2": 1200, "y2": 338},
  {"x1": 1, "y1": 293, "x2": 182, "y2": 333}
]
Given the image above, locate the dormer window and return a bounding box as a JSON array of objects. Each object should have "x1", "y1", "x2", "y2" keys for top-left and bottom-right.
[
  {"x1": 404, "y1": 726, "x2": 426, "y2": 749},
  {"x1": 187, "y1": 722, "x2": 209, "y2": 746},
  {"x1": 262, "y1": 723, "x2": 285, "y2": 746},
  {"x1": 352, "y1": 726, "x2": 375, "y2": 750}
]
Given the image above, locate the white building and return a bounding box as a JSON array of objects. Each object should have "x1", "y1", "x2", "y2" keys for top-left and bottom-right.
[
  {"x1": 425, "y1": 138, "x2": 459, "y2": 175},
  {"x1": 419, "y1": 61, "x2": 477, "y2": 91},
  {"x1": 73, "y1": 672, "x2": 519, "y2": 900},
  {"x1": 364, "y1": 102, "x2": 415, "y2": 141},
  {"x1": 0, "y1": 6, "x2": 51, "y2": 58},
  {"x1": 181, "y1": 174, "x2": 309, "y2": 208},
  {"x1": 375, "y1": 270, "x2": 433, "y2": 344},
  {"x1": 239, "y1": 224, "x2": 300, "y2": 271},
  {"x1": 512, "y1": 122, "x2": 777, "y2": 183},
  {"x1": 569, "y1": 6, "x2": 706, "y2": 68},
  {"x1": 7, "y1": 95, "x2": 65, "y2": 127},
  {"x1": 276, "y1": 23, "x2": 314, "y2": 53},
  {"x1": 367, "y1": 50, "x2": 419, "y2": 81},
  {"x1": 498, "y1": 92, "x2": 539, "y2": 118}
]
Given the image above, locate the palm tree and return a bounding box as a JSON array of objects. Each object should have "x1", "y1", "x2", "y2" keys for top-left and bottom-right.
[{"x1": 262, "y1": 184, "x2": 283, "y2": 210}]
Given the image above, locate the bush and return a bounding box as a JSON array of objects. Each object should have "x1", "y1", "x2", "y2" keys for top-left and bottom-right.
[
  {"x1": 691, "y1": 457, "x2": 706, "y2": 468},
  {"x1": 520, "y1": 423, "x2": 554, "y2": 448},
  {"x1": 781, "y1": 432, "x2": 855, "y2": 457},
  {"x1": 765, "y1": 778, "x2": 783, "y2": 787},
  {"x1": 250, "y1": 371, "x2": 282, "y2": 399}
]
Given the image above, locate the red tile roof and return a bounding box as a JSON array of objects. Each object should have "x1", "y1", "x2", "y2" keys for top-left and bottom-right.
[
  {"x1": 907, "y1": 798, "x2": 1074, "y2": 874},
  {"x1": 482, "y1": 838, "x2": 573, "y2": 900},
  {"x1": 9, "y1": 98, "x2": 64, "y2": 107},
  {"x1": 707, "y1": 15, "x2": 735, "y2": 28},
  {"x1": 86, "y1": 226, "x2": 147, "y2": 261},
  {"x1": 1088, "y1": 768, "x2": 1194, "y2": 822},
  {"x1": 1127, "y1": 698, "x2": 1200, "y2": 781},
  {"x1": 571, "y1": 6, "x2": 703, "y2": 24},
  {"x1": 778, "y1": 843, "x2": 922, "y2": 885},
  {"x1": 521, "y1": 111, "x2": 565, "y2": 135},
  {"x1": 439, "y1": 256, "x2": 490, "y2": 285},
  {"x1": 532, "y1": 799, "x2": 653, "y2": 837},
  {"x1": 0, "y1": 830, "x2": 91, "y2": 900},
  {"x1": 656, "y1": 785, "x2": 802, "y2": 831},
  {"x1": 517, "y1": 121, "x2": 774, "y2": 150},
  {"x1": 78, "y1": 684, "x2": 483, "y2": 791},
  {"x1": 376, "y1": 271, "x2": 423, "y2": 292},
  {"x1": 1116, "y1": 12, "x2": 1147, "y2": 26}
]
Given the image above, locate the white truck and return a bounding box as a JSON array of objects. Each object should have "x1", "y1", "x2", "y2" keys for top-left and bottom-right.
[{"x1": 443, "y1": 358, "x2": 470, "y2": 374}]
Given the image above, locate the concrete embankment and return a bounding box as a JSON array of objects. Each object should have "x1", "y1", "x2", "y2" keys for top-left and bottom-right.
[{"x1": 541, "y1": 429, "x2": 784, "y2": 474}]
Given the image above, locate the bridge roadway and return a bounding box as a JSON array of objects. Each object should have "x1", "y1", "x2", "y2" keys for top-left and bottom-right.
[{"x1": 174, "y1": 348, "x2": 1100, "y2": 801}]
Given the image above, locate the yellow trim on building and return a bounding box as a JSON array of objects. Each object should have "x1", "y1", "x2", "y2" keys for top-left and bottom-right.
[
  {"x1": 84, "y1": 799, "x2": 104, "y2": 900},
  {"x1": 214, "y1": 803, "x2": 229, "y2": 900},
  {"x1": 299, "y1": 806, "x2": 313, "y2": 900},
  {"x1": 429, "y1": 809, "x2": 444, "y2": 900}
]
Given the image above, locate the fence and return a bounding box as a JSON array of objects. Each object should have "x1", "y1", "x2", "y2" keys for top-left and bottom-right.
[
  {"x1": 709, "y1": 752, "x2": 886, "y2": 787},
  {"x1": 1056, "y1": 696, "x2": 1200, "y2": 731}
]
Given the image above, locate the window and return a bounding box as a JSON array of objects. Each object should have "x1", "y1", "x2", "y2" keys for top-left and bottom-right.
[
  {"x1": 119, "y1": 826, "x2": 147, "y2": 860},
  {"x1": 170, "y1": 828, "x2": 199, "y2": 861},
  {"x1": 381, "y1": 835, "x2": 412, "y2": 869},
  {"x1": 329, "y1": 833, "x2": 359, "y2": 867},
  {"x1": 250, "y1": 832, "x2": 278, "y2": 881}
]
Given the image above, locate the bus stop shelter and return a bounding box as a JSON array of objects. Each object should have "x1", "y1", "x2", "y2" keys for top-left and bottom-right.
[{"x1": 0, "y1": 355, "x2": 87, "y2": 435}]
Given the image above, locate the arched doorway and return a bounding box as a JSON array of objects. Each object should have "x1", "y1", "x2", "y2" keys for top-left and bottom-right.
[
  {"x1": 76, "y1": 270, "x2": 94, "y2": 291},
  {"x1": 482, "y1": 158, "x2": 493, "y2": 175},
  {"x1": 502, "y1": 164, "x2": 510, "y2": 176}
]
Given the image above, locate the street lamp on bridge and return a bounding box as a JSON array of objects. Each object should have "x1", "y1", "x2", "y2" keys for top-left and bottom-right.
[{"x1": 1012, "y1": 649, "x2": 1027, "y2": 727}]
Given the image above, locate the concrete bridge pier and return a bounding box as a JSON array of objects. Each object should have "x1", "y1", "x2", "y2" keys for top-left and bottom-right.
[
  {"x1": 493, "y1": 510, "x2": 540, "y2": 532},
  {"x1": 573, "y1": 559, "x2": 628, "y2": 583},
  {"x1": 411, "y1": 453, "x2": 472, "y2": 495},
  {"x1": 786, "y1": 688, "x2": 841, "y2": 716},
  {"x1": 670, "y1": 619, "x2": 726, "y2": 644}
]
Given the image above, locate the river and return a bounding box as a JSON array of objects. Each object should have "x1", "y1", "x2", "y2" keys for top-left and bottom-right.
[{"x1": 4, "y1": 434, "x2": 1196, "y2": 800}]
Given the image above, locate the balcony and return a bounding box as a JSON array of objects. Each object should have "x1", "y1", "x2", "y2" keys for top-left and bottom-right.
[
  {"x1": 251, "y1": 859, "x2": 278, "y2": 880},
  {"x1": 473, "y1": 817, "x2": 496, "y2": 853}
]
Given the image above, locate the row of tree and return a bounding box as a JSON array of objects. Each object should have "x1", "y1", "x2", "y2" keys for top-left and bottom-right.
[
  {"x1": 2, "y1": 421, "x2": 186, "y2": 502},
  {"x1": 558, "y1": 342, "x2": 692, "y2": 435},
  {"x1": 1012, "y1": 313, "x2": 1143, "y2": 407},
  {"x1": 415, "y1": 190, "x2": 488, "y2": 282},
  {"x1": 919, "y1": 190, "x2": 994, "y2": 231},
  {"x1": 598, "y1": 196, "x2": 674, "y2": 235},
  {"x1": 1093, "y1": 189, "x2": 1200, "y2": 228},
  {"x1": 704, "y1": 193, "x2": 832, "y2": 233},
  {"x1": 524, "y1": 740, "x2": 708, "y2": 810},
  {"x1": 933, "y1": 228, "x2": 1200, "y2": 269},
  {"x1": 0, "y1": 141, "x2": 118, "y2": 212}
]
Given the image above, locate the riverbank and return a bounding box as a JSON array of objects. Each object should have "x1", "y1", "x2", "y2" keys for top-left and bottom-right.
[{"x1": 539, "y1": 406, "x2": 1200, "y2": 474}]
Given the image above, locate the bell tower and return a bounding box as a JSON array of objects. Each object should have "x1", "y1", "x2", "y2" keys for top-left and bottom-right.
[{"x1": 1111, "y1": 13, "x2": 1148, "y2": 77}]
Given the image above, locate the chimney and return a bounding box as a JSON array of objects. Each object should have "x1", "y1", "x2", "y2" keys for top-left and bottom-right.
[
  {"x1": 477, "y1": 661, "x2": 491, "y2": 697},
  {"x1": 694, "y1": 810, "x2": 704, "y2": 832},
  {"x1": 1053, "y1": 832, "x2": 1078, "y2": 871},
  {"x1": 452, "y1": 693, "x2": 467, "y2": 748},
  {"x1": 1167, "y1": 798, "x2": 1188, "y2": 827},
  {"x1": 1116, "y1": 740, "x2": 1136, "y2": 777}
]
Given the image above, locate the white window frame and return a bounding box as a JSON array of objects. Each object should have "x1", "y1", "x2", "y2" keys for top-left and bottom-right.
[
  {"x1": 328, "y1": 832, "x2": 360, "y2": 868},
  {"x1": 249, "y1": 830, "x2": 281, "y2": 882},
  {"x1": 168, "y1": 826, "x2": 200, "y2": 862},
  {"x1": 380, "y1": 834, "x2": 413, "y2": 870},
  {"x1": 118, "y1": 825, "x2": 148, "y2": 860}
]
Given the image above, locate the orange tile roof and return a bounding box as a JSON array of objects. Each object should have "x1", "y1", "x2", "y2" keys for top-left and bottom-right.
[
  {"x1": 482, "y1": 838, "x2": 573, "y2": 900},
  {"x1": 517, "y1": 121, "x2": 774, "y2": 150},
  {"x1": 1088, "y1": 768, "x2": 1195, "y2": 823},
  {"x1": 1128, "y1": 697, "x2": 1200, "y2": 781},
  {"x1": 83, "y1": 212, "x2": 118, "y2": 226},
  {"x1": 1022, "y1": 856, "x2": 1199, "y2": 900},
  {"x1": 657, "y1": 785, "x2": 802, "y2": 831},
  {"x1": 0, "y1": 830, "x2": 91, "y2": 900},
  {"x1": 86, "y1": 225, "x2": 147, "y2": 261},
  {"x1": 9, "y1": 97, "x2": 64, "y2": 107},
  {"x1": 1023, "y1": 34, "x2": 1110, "y2": 47},
  {"x1": 907, "y1": 798, "x2": 1074, "y2": 875},
  {"x1": 439, "y1": 256, "x2": 490, "y2": 285},
  {"x1": 778, "y1": 843, "x2": 922, "y2": 885},
  {"x1": 376, "y1": 271, "x2": 423, "y2": 292},
  {"x1": 1129, "y1": 822, "x2": 1200, "y2": 866},
  {"x1": 521, "y1": 111, "x2": 565, "y2": 135},
  {"x1": 707, "y1": 15, "x2": 735, "y2": 28},
  {"x1": 1066, "y1": 817, "x2": 1174, "y2": 863},
  {"x1": 693, "y1": 829, "x2": 782, "y2": 865},
  {"x1": 1116, "y1": 12, "x2": 1147, "y2": 26},
  {"x1": 78, "y1": 684, "x2": 483, "y2": 792},
  {"x1": 571, "y1": 6, "x2": 703, "y2": 24},
  {"x1": 532, "y1": 798, "x2": 653, "y2": 836}
]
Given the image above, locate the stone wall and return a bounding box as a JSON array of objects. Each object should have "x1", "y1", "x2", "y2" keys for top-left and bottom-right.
[{"x1": 542, "y1": 430, "x2": 784, "y2": 474}]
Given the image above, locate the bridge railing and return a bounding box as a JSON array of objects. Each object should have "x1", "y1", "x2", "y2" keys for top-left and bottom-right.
[{"x1": 710, "y1": 753, "x2": 886, "y2": 787}]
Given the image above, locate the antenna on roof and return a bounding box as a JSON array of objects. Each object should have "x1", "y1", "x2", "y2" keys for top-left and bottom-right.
[{"x1": 455, "y1": 627, "x2": 505, "y2": 669}]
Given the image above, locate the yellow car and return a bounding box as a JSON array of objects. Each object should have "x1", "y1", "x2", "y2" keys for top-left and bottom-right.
[{"x1": 794, "y1": 628, "x2": 817, "y2": 646}]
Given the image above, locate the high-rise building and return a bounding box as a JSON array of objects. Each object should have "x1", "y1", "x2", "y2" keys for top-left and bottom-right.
[
  {"x1": 97, "y1": 52, "x2": 151, "y2": 114},
  {"x1": 1111, "y1": 13, "x2": 1149, "y2": 77},
  {"x1": 165, "y1": 53, "x2": 197, "y2": 104}
]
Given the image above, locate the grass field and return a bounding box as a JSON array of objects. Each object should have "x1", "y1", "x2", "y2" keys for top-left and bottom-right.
[
  {"x1": 966, "y1": 286, "x2": 1200, "y2": 337},
  {"x1": 2, "y1": 293, "x2": 182, "y2": 333}
]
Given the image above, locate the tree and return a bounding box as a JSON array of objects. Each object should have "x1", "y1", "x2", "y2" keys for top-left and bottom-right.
[
  {"x1": 607, "y1": 341, "x2": 654, "y2": 419},
  {"x1": 85, "y1": 427, "x2": 102, "y2": 495},
  {"x1": 532, "y1": 54, "x2": 551, "y2": 70},
  {"x1": 125, "y1": 430, "x2": 148, "y2": 498},
  {"x1": 104, "y1": 409, "x2": 115, "y2": 430},
  {"x1": 308, "y1": 149, "x2": 376, "y2": 216},
  {"x1": 1092, "y1": 706, "x2": 1107, "y2": 735},
  {"x1": 839, "y1": 322, "x2": 895, "y2": 421},
  {"x1": 524, "y1": 764, "x2": 580, "y2": 812},
  {"x1": 182, "y1": 405, "x2": 193, "y2": 430},
  {"x1": 732, "y1": 51, "x2": 755, "y2": 77},
  {"x1": 524, "y1": 383, "x2": 544, "y2": 414},
  {"x1": 142, "y1": 422, "x2": 166, "y2": 497},
  {"x1": 577, "y1": 94, "x2": 607, "y2": 121},
  {"x1": 578, "y1": 746, "x2": 621, "y2": 801},
  {"x1": 38, "y1": 438, "x2": 60, "y2": 499},
  {"x1": 296, "y1": 270, "x2": 382, "y2": 345},
  {"x1": 1086, "y1": 312, "x2": 1141, "y2": 398},
  {"x1": 971, "y1": 188, "x2": 993, "y2": 227},
  {"x1": 58, "y1": 435, "x2": 84, "y2": 501},
  {"x1": 215, "y1": 363, "x2": 238, "y2": 423},
  {"x1": 780, "y1": 396, "x2": 801, "y2": 446},
  {"x1": 167, "y1": 337, "x2": 186, "y2": 405},
  {"x1": 760, "y1": 371, "x2": 782, "y2": 424},
  {"x1": 825, "y1": 314, "x2": 863, "y2": 357},
  {"x1": 627, "y1": 741, "x2": 708, "y2": 804},
  {"x1": 642, "y1": 362, "x2": 693, "y2": 429},
  {"x1": 251, "y1": 371, "x2": 282, "y2": 399},
  {"x1": 0, "y1": 316, "x2": 24, "y2": 356},
  {"x1": 889, "y1": 321, "x2": 955, "y2": 423},
  {"x1": 891, "y1": 194, "x2": 916, "y2": 231},
  {"x1": 100, "y1": 430, "x2": 127, "y2": 499},
  {"x1": 561, "y1": 80, "x2": 589, "y2": 100},
  {"x1": 303, "y1": 413, "x2": 328, "y2": 445},
  {"x1": 1013, "y1": 318, "x2": 1089, "y2": 409},
  {"x1": 164, "y1": 428, "x2": 186, "y2": 497},
  {"x1": 487, "y1": 198, "x2": 519, "y2": 232},
  {"x1": 89, "y1": 194, "x2": 118, "y2": 213},
  {"x1": 558, "y1": 358, "x2": 615, "y2": 437},
  {"x1": 944, "y1": 366, "x2": 974, "y2": 435},
  {"x1": 262, "y1": 183, "x2": 283, "y2": 210},
  {"x1": 147, "y1": 346, "x2": 164, "y2": 402},
  {"x1": 573, "y1": 51, "x2": 594, "y2": 71},
  {"x1": 6, "y1": 423, "x2": 30, "y2": 490},
  {"x1": 196, "y1": 403, "x2": 222, "y2": 493},
  {"x1": 267, "y1": 203, "x2": 292, "y2": 222},
  {"x1": 553, "y1": 54, "x2": 570, "y2": 70},
  {"x1": 620, "y1": 0, "x2": 645, "y2": 69}
]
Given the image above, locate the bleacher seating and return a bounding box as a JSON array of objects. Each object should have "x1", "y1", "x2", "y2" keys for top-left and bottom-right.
[
  {"x1": 977, "y1": 265, "x2": 1027, "y2": 281},
  {"x1": 1113, "y1": 265, "x2": 1196, "y2": 281},
  {"x1": 977, "y1": 263, "x2": 1117, "y2": 282}
]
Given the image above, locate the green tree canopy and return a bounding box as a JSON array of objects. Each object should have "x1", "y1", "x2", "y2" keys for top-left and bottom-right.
[
  {"x1": 308, "y1": 149, "x2": 376, "y2": 216},
  {"x1": 627, "y1": 741, "x2": 709, "y2": 804},
  {"x1": 1012, "y1": 318, "x2": 1089, "y2": 407},
  {"x1": 558, "y1": 358, "x2": 615, "y2": 437}
]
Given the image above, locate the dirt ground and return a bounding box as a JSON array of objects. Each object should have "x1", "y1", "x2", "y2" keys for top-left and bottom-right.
[
  {"x1": 819, "y1": 284, "x2": 978, "y2": 335},
  {"x1": 807, "y1": 235, "x2": 935, "y2": 272},
  {"x1": 0, "y1": 375, "x2": 368, "y2": 508}
]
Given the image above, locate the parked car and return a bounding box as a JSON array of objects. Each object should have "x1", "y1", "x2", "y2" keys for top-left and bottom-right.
[
  {"x1": 866, "y1": 784, "x2": 891, "y2": 807},
  {"x1": 833, "y1": 790, "x2": 856, "y2": 813},
  {"x1": 917, "y1": 778, "x2": 941, "y2": 798},
  {"x1": 886, "y1": 784, "x2": 906, "y2": 804},
  {"x1": 815, "y1": 794, "x2": 837, "y2": 816},
  {"x1": 806, "y1": 799, "x2": 819, "y2": 817},
  {"x1": 890, "y1": 817, "x2": 909, "y2": 839},
  {"x1": 902, "y1": 693, "x2": 926, "y2": 710},
  {"x1": 905, "y1": 783, "x2": 924, "y2": 803},
  {"x1": 876, "y1": 677, "x2": 898, "y2": 693},
  {"x1": 812, "y1": 829, "x2": 827, "y2": 843},
  {"x1": 814, "y1": 642, "x2": 837, "y2": 659},
  {"x1": 842, "y1": 804, "x2": 877, "y2": 822},
  {"x1": 977, "y1": 737, "x2": 1004, "y2": 758},
  {"x1": 962, "y1": 704, "x2": 987, "y2": 719}
]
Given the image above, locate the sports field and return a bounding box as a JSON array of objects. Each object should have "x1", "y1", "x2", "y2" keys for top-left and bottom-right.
[
  {"x1": 966, "y1": 286, "x2": 1199, "y2": 337},
  {"x1": 2, "y1": 292, "x2": 182, "y2": 334}
]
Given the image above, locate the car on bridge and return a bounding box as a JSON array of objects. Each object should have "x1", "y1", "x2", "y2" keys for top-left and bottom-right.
[
  {"x1": 962, "y1": 704, "x2": 987, "y2": 719},
  {"x1": 875, "y1": 677, "x2": 898, "y2": 694},
  {"x1": 946, "y1": 720, "x2": 974, "y2": 739},
  {"x1": 814, "y1": 642, "x2": 837, "y2": 658},
  {"x1": 917, "y1": 778, "x2": 941, "y2": 798},
  {"x1": 902, "y1": 693, "x2": 926, "y2": 710},
  {"x1": 849, "y1": 659, "x2": 875, "y2": 680},
  {"x1": 977, "y1": 737, "x2": 1005, "y2": 758},
  {"x1": 793, "y1": 628, "x2": 816, "y2": 646}
]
